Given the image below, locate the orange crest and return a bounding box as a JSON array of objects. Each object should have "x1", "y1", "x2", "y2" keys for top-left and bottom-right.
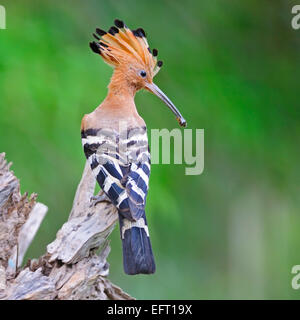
[{"x1": 89, "y1": 19, "x2": 163, "y2": 78}]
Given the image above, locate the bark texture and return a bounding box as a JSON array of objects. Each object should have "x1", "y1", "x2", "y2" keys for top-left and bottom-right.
[{"x1": 0, "y1": 153, "x2": 133, "y2": 300}]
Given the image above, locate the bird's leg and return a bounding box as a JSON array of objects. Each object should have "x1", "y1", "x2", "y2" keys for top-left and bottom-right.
[{"x1": 90, "y1": 191, "x2": 111, "y2": 207}]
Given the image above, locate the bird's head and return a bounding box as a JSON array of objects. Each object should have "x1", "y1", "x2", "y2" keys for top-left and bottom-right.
[{"x1": 90, "y1": 19, "x2": 187, "y2": 127}]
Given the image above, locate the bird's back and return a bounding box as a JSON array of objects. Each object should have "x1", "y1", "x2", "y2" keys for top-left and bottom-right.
[
  {"x1": 81, "y1": 96, "x2": 151, "y2": 217},
  {"x1": 81, "y1": 100, "x2": 155, "y2": 274}
]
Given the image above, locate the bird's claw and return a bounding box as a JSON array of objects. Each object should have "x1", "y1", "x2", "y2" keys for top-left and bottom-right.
[{"x1": 89, "y1": 193, "x2": 111, "y2": 207}]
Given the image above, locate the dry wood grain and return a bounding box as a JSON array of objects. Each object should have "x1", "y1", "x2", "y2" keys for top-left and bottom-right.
[{"x1": 0, "y1": 153, "x2": 133, "y2": 300}]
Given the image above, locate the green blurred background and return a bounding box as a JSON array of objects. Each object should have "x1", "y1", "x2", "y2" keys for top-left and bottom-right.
[{"x1": 0, "y1": 0, "x2": 299, "y2": 299}]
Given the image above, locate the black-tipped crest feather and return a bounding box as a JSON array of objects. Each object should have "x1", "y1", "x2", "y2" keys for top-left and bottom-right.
[
  {"x1": 114, "y1": 19, "x2": 124, "y2": 28},
  {"x1": 133, "y1": 28, "x2": 146, "y2": 38},
  {"x1": 108, "y1": 26, "x2": 119, "y2": 35},
  {"x1": 99, "y1": 41, "x2": 108, "y2": 48},
  {"x1": 96, "y1": 28, "x2": 107, "y2": 36},
  {"x1": 89, "y1": 41, "x2": 101, "y2": 54},
  {"x1": 90, "y1": 19, "x2": 162, "y2": 75},
  {"x1": 93, "y1": 33, "x2": 100, "y2": 40}
]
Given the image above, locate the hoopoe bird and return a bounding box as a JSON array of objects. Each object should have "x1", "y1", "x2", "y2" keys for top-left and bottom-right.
[{"x1": 81, "y1": 19, "x2": 186, "y2": 275}]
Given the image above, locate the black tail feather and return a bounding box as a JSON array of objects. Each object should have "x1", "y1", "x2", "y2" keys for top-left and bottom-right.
[{"x1": 119, "y1": 214, "x2": 156, "y2": 275}]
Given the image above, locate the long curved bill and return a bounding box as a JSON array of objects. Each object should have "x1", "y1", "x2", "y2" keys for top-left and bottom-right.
[{"x1": 145, "y1": 82, "x2": 187, "y2": 127}]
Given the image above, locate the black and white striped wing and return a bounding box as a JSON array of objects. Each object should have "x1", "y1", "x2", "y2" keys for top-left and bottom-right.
[
  {"x1": 81, "y1": 127, "x2": 150, "y2": 221},
  {"x1": 125, "y1": 157, "x2": 150, "y2": 219}
]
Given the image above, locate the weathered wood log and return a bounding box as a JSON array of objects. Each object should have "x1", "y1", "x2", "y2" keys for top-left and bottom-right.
[{"x1": 0, "y1": 152, "x2": 133, "y2": 300}]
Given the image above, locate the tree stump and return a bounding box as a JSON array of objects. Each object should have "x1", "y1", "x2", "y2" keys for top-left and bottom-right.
[{"x1": 0, "y1": 152, "x2": 133, "y2": 300}]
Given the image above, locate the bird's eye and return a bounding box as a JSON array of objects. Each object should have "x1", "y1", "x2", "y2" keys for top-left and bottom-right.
[{"x1": 140, "y1": 70, "x2": 147, "y2": 78}]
